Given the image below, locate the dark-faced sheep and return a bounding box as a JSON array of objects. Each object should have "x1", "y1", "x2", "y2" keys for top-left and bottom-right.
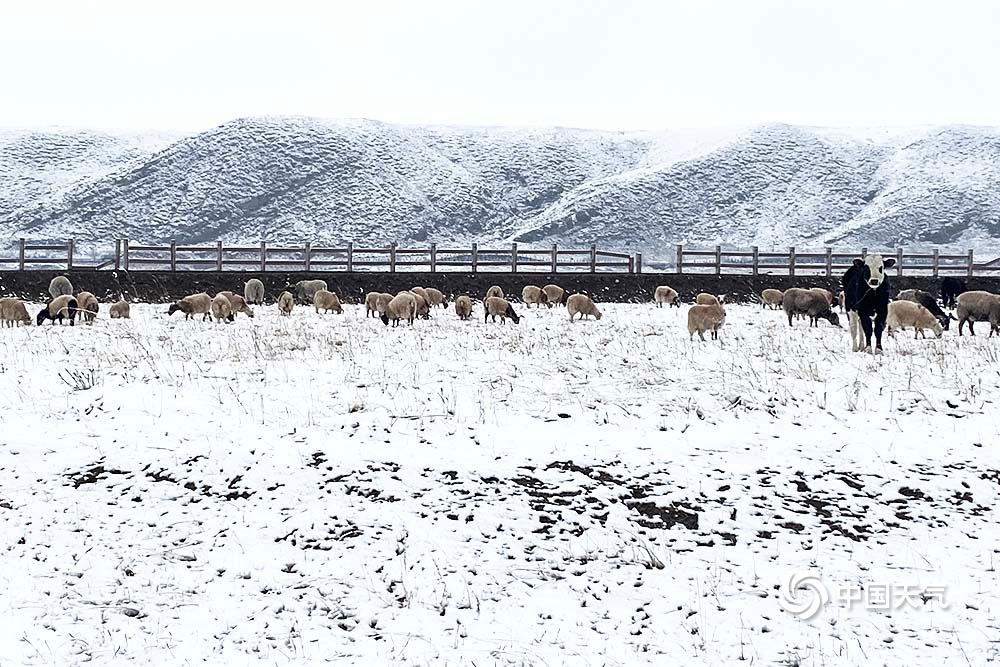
[
  {"x1": 782, "y1": 288, "x2": 841, "y2": 328},
  {"x1": 567, "y1": 294, "x2": 602, "y2": 321},
  {"x1": 48, "y1": 276, "x2": 73, "y2": 300},
  {"x1": 37, "y1": 295, "x2": 78, "y2": 325},
  {"x1": 687, "y1": 304, "x2": 725, "y2": 341},
  {"x1": 454, "y1": 295, "x2": 473, "y2": 320},
  {"x1": 654, "y1": 286, "x2": 680, "y2": 307},
  {"x1": 485, "y1": 296, "x2": 520, "y2": 324},
  {"x1": 210, "y1": 293, "x2": 235, "y2": 323},
  {"x1": 244, "y1": 279, "x2": 265, "y2": 305},
  {"x1": 0, "y1": 297, "x2": 32, "y2": 326},
  {"x1": 168, "y1": 293, "x2": 213, "y2": 321},
  {"x1": 955, "y1": 291, "x2": 1000, "y2": 336},
  {"x1": 381, "y1": 292, "x2": 417, "y2": 327}
]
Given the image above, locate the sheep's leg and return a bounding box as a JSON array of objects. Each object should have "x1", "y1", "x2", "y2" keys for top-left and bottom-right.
[
  {"x1": 697, "y1": 330, "x2": 705, "y2": 342},
  {"x1": 787, "y1": 311, "x2": 794, "y2": 327}
]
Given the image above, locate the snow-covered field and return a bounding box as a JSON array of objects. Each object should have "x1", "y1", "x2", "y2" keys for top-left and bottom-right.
[{"x1": 1, "y1": 302, "x2": 998, "y2": 666}]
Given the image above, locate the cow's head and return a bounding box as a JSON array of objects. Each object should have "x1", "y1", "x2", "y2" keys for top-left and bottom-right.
[{"x1": 853, "y1": 254, "x2": 896, "y2": 289}]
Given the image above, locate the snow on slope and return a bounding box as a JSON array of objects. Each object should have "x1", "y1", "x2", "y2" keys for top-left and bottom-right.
[
  {"x1": 4, "y1": 118, "x2": 1000, "y2": 261},
  {"x1": 1, "y1": 302, "x2": 998, "y2": 666}
]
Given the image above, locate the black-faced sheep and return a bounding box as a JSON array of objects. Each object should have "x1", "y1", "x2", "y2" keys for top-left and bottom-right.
[
  {"x1": 782, "y1": 288, "x2": 840, "y2": 328},
  {"x1": 37, "y1": 295, "x2": 78, "y2": 325},
  {"x1": 381, "y1": 292, "x2": 417, "y2": 327},
  {"x1": 484, "y1": 296, "x2": 520, "y2": 324},
  {"x1": 168, "y1": 293, "x2": 213, "y2": 321}
]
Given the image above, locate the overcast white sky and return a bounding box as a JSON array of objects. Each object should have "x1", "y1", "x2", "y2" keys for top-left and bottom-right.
[{"x1": 2, "y1": 0, "x2": 998, "y2": 133}]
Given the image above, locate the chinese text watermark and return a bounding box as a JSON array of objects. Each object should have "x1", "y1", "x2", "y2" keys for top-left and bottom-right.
[{"x1": 778, "y1": 571, "x2": 949, "y2": 620}]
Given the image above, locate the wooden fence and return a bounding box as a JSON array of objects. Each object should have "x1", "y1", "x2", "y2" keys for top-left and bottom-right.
[
  {"x1": 676, "y1": 244, "x2": 999, "y2": 277},
  {"x1": 0, "y1": 239, "x2": 639, "y2": 273}
]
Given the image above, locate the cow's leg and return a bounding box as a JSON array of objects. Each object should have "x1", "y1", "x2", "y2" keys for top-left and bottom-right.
[
  {"x1": 873, "y1": 311, "x2": 887, "y2": 353},
  {"x1": 860, "y1": 315, "x2": 874, "y2": 353}
]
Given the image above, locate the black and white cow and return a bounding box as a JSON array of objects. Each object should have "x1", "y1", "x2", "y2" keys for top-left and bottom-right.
[{"x1": 842, "y1": 254, "x2": 896, "y2": 353}]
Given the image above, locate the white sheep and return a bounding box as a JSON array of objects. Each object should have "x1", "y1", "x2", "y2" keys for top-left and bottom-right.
[
  {"x1": 654, "y1": 285, "x2": 680, "y2": 307},
  {"x1": 313, "y1": 289, "x2": 343, "y2": 314},
  {"x1": 424, "y1": 287, "x2": 447, "y2": 308},
  {"x1": 542, "y1": 284, "x2": 566, "y2": 306},
  {"x1": 48, "y1": 276, "x2": 73, "y2": 299},
  {"x1": 109, "y1": 300, "x2": 130, "y2": 319},
  {"x1": 75, "y1": 291, "x2": 99, "y2": 325},
  {"x1": 211, "y1": 293, "x2": 234, "y2": 323},
  {"x1": 244, "y1": 278, "x2": 265, "y2": 305},
  {"x1": 695, "y1": 293, "x2": 723, "y2": 306},
  {"x1": 404, "y1": 290, "x2": 430, "y2": 319},
  {"x1": 809, "y1": 287, "x2": 834, "y2": 305},
  {"x1": 886, "y1": 300, "x2": 943, "y2": 339},
  {"x1": 168, "y1": 293, "x2": 213, "y2": 321},
  {"x1": 0, "y1": 297, "x2": 32, "y2": 326},
  {"x1": 567, "y1": 294, "x2": 602, "y2": 321},
  {"x1": 382, "y1": 292, "x2": 417, "y2": 326},
  {"x1": 485, "y1": 296, "x2": 520, "y2": 324},
  {"x1": 760, "y1": 289, "x2": 784, "y2": 309},
  {"x1": 956, "y1": 291, "x2": 1000, "y2": 336},
  {"x1": 521, "y1": 285, "x2": 548, "y2": 308},
  {"x1": 219, "y1": 291, "x2": 255, "y2": 318},
  {"x1": 293, "y1": 279, "x2": 328, "y2": 304},
  {"x1": 485, "y1": 285, "x2": 504, "y2": 300},
  {"x1": 687, "y1": 304, "x2": 725, "y2": 341},
  {"x1": 277, "y1": 291, "x2": 294, "y2": 316},
  {"x1": 454, "y1": 295, "x2": 473, "y2": 320}
]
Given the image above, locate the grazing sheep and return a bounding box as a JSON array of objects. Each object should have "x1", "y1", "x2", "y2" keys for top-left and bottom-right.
[
  {"x1": 695, "y1": 293, "x2": 723, "y2": 306},
  {"x1": 211, "y1": 293, "x2": 234, "y2": 323},
  {"x1": 809, "y1": 287, "x2": 834, "y2": 305},
  {"x1": 244, "y1": 278, "x2": 265, "y2": 305},
  {"x1": 404, "y1": 290, "x2": 430, "y2": 319},
  {"x1": 37, "y1": 295, "x2": 78, "y2": 325},
  {"x1": 654, "y1": 285, "x2": 680, "y2": 308},
  {"x1": 381, "y1": 292, "x2": 417, "y2": 327},
  {"x1": 485, "y1": 285, "x2": 504, "y2": 301},
  {"x1": 0, "y1": 297, "x2": 31, "y2": 326},
  {"x1": 485, "y1": 296, "x2": 520, "y2": 324},
  {"x1": 542, "y1": 284, "x2": 566, "y2": 306},
  {"x1": 365, "y1": 291, "x2": 381, "y2": 317},
  {"x1": 48, "y1": 276, "x2": 73, "y2": 299},
  {"x1": 760, "y1": 289, "x2": 784, "y2": 309},
  {"x1": 521, "y1": 285, "x2": 548, "y2": 308},
  {"x1": 218, "y1": 291, "x2": 255, "y2": 318},
  {"x1": 293, "y1": 279, "x2": 328, "y2": 304},
  {"x1": 567, "y1": 294, "x2": 602, "y2": 321},
  {"x1": 424, "y1": 287, "x2": 447, "y2": 308},
  {"x1": 782, "y1": 288, "x2": 841, "y2": 328},
  {"x1": 886, "y1": 301, "x2": 944, "y2": 339},
  {"x1": 454, "y1": 295, "x2": 473, "y2": 320},
  {"x1": 277, "y1": 291, "x2": 295, "y2": 316},
  {"x1": 109, "y1": 300, "x2": 130, "y2": 319},
  {"x1": 313, "y1": 289, "x2": 343, "y2": 314},
  {"x1": 687, "y1": 304, "x2": 726, "y2": 341},
  {"x1": 896, "y1": 289, "x2": 954, "y2": 330},
  {"x1": 956, "y1": 291, "x2": 1000, "y2": 336},
  {"x1": 895, "y1": 289, "x2": 918, "y2": 302},
  {"x1": 168, "y1": 293, "x2": 213, "y2": 321},
  {"x1": 75, "y1": 291, "x2": 99, "y2": 324}
]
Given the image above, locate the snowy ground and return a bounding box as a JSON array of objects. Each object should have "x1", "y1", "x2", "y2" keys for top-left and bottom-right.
[{"x1": 1, "y1": 301, "x2": 998, "y2": 666}]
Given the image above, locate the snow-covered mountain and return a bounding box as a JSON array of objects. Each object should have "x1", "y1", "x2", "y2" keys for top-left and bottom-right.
[{"x1": 3, "y1": 117, "x2": 1000, "y2": 263}]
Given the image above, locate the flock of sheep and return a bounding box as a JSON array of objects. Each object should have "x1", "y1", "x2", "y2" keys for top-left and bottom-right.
[{"x1": 1, "y1": 274, "x2": 994, "y2": 345}]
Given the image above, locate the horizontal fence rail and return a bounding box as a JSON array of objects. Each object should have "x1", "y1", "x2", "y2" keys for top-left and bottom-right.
[
  {"x1": 0, "y1": 239, "x2": 640, "y2": 274},
  {"x1": 3, "y1": 239, "x2": 1000, "y2": 277}
]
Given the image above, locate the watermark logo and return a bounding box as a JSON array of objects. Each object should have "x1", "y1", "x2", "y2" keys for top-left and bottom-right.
[{"x1": 778, "y1": 571, "x2": 949, "y2": 620}]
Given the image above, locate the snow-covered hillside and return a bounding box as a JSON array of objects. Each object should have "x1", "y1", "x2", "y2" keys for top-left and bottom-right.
[
  {"x1": 1, "y1": 301, "x2": 997, "y2": 665},
  {"x1": 3, "y1": 118, "x2": 1000, "y2": 262}
]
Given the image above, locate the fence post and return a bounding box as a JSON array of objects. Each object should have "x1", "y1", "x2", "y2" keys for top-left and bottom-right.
[
  {"x1": 861, "y1": 247, "x2": 867, "y2": 259},
  {"x1": 304, "y1": 242, "x2": 312, "y2": 271},
  {"x1": 67, "y1": 239, "x2": 75, "y2": 270},
  {"x1": 18, "y1": 238, "x2": 25, "y2": 271},
  {"x1": 389, "y1": 242, "x2": 397, "y2": 273},
  {"x1": 114, "y1": 239, "x2": 121, "y2": 270},
  {"x1": 590, "y1": 245, "x2": 597, "y2": 273},
  {"x1": 676, "y1": 244, "x2": 684, "y2": 274},
  {"x1": 896, "y1": 248, "x2": 903, "y2": 277},
  {"x1": 511, "y1": 242, "x2": 518, "y2": 273},
  {"x1": 216, "y1": 241, "x2": 223, "y2": 271},
  {"x1": 347, "y1": 241, "x2": 354, "y2": 272},
  {"x1": 752, "y1": 246, "x2": 759, "y2": 276},
  {"x1": 968, "y1": 249, "x2": 975, "y2": 278},
  {"x1": 825, "y1": 248, "x2": 832, "y2": 277},
  {"x1": 170, "y1": 241, "x2": 177, "y2": 272},
  {"x1": 932, "y1": 248, "x2": 940, "y2": 277},
  {"x1": 628, "y1": 255, "x2": 634, "y2": 274},
  {"x1": 472, "y1": 243, "x2": 479, "y2": 273},
  {"x1": 260, "y1": 241, "x2": 266, "y2": 272},
  {"x1": 551, "y1": 244, "x2": 557, "y2": 273},
  {"x1": 635, "y1": 252, "x2": 642, "y2": 274},
  {"x1": 123, "y1": 239, "x2": 130, "y2": 271},
  {"x1": 714, "y1": 245, "x2": 721, "y2": 275},
  {"x1": 788, "y1": 246, "x2": 796, "y2": 277},
  {"x1": 430, "y1": 242, "x2": 437, "y2": 273}
]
